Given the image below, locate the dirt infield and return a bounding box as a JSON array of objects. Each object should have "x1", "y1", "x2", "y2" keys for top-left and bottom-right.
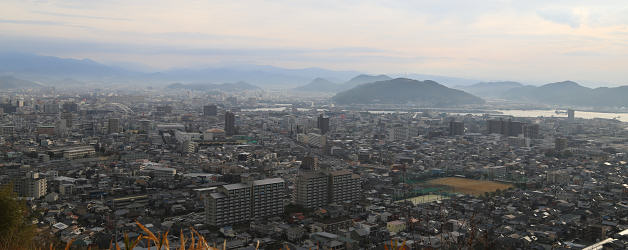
[{"x1": 426, "y1": 177, "x2": 513, "y2": 196}]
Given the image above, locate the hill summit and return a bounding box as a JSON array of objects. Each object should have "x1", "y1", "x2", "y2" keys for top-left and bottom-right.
[{"x1": 332, "y1": 78, "x2": 484, "y2": 106}]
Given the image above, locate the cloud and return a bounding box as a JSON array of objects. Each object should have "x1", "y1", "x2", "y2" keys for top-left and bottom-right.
[
  {"x1": 0, "y1": 19, "x2": 65, "y2": 25},
  {"x1": 1, "y1": 0, "x2": 628, "y2": 83},
  {"x1": 31, "y1": 10, "x2": 132, "y2": 21},
  {"x1": 537, "y1": 8, "x2": 582, "y2": 28},
  {"x1": 0, "y1": 35, "x2": 417, "y2": 68}
]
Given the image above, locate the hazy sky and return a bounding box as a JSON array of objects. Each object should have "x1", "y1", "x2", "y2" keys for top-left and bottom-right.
[{"x1": 2, "y1": 0, "x2": 628, "y2": 85}]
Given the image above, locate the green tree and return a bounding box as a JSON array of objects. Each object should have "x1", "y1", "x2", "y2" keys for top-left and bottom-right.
[{"x1": 0, "y1": 184, "x2": 36, "y2": 249}]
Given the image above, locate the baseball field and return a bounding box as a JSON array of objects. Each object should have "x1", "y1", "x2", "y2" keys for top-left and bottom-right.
[{"x1": 426, "y1": 177, "x2": 513, "y2": 196}]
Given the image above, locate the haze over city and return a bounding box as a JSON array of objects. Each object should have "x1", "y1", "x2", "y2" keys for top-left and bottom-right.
[{"x1": 2, "y1": 0, "x2": 628, "y2": 85}]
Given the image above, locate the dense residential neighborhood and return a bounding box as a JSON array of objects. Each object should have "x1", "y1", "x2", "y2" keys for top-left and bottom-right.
[{"x1": 0, "y1": 88, "x2": 626, "y2": 249}]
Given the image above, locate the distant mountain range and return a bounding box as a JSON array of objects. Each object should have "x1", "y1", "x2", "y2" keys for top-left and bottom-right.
[
  {"x1": 456, "y1": 81, "x2": 524, "y2": 98},
  {"x1": 0, "y1": 52, "x2": 136, "y2": 80},
  {"x1": 0, "y1": 52, "x2": 483, "y2": 88},
  {"x1": 0, "y1": 75, "x2": 42, "y2": 89},
  {"x1": 332, "y1": 78, "x2": 484, "y2": 106},
  {"x1": 344, "y1": 74, "x2": 393, "y2": 89},
  {"x1": 3, "y1": 52, "x2": 628, "y2": 108},
  {"x1": 294, "y1": 78, "x2": 342, "y2": 92},
  {"x1": 458, "y1": 80, "x2": 628, "y2": 107},
  {"x1": 501, "y1": 81, "x2": 628, "y2": 107},
  {"x1": 166, "y1": 82, "x2": 260, "y2": 92},
  {"x1": 294, "y1": 74, "x2": 392, "y2": 93},
  {"x1": 0, "y1": 52, "x2": 359, "y2": 88},
  {"x1": 392, "y1": 73, "x2": 479, "y2": 87}
]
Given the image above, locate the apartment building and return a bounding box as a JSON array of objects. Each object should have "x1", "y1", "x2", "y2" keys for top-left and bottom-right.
[{"x1": 206, "y1": 178, "x2": 285, "y2": 227}]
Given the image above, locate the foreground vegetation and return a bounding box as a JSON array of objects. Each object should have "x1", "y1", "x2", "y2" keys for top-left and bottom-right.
[{"x1": 1, "y1": 183, "x2": 409, "y2": 250}]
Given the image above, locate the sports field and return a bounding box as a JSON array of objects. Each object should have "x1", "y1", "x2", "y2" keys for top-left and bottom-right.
[{"x1": 426, "y1": 177, "x2": 513, "y2": 196}]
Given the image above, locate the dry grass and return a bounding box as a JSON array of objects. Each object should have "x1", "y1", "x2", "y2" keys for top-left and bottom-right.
[
  {"x1": 384, "y1": 239, "x2": 409, "y2": 250},
  {"x1": 43, "y1": 221, "x2": 403, "y2": 249},
  {"x1": 426, "y1": 177, "x2": 513, "y2": 196}
]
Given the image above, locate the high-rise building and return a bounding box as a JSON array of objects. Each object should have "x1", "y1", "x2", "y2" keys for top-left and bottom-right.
[
  {"x1": 295, "y1": 171, "x2": 329, "y2": 209},
  {"x1": 487, "y1": 119, "x2": 524, "y2": 136},
  {"x1": 61, "y1": 112, "x2": 74, "y2": 128},
  {"x1": 567, "y1": 109, "x2": 575, "y2": 121},
  {"x1": 108, "y1": 118, "x2": 120, "y2": 134},
  {"x1": 205, "y1": 178, "x2": 285, "y2": 227},
  {"x1": 0, "y1": 104, "x2": 17, "y2": 114},
  {"x1": 203, "y1": 104, "x2": 218, "y2": 116},
  {"x1": 251, "y1": 178, "x2": 285, "y2": 218},
  {"x1": 62, "y1": 102, "x2": 79, "y2": 113},
  {"x1": 317, "y1": 114, "x2": 330, "y2": 134},
  {"x1": 508, "y1": 121, "x2": 523, "y2": 136},
  {"x1": 81, "y1": 122, "x2": 96, "y2": 136},
  {"x1": 43, "y1": 103, "x2": 60, "y2": 114},
  {"x1": 388, "y1": 124, "x2": 412, "y2": 141},
  {"x1": 181, "y1": 140, "x2": 197, "y2": 153},
  {"x1": 14, "y1": 172, "x2": 47, "y2": 199},
  {"x1": 523, "y1": 124, "x2": 540, "y2": 139},
  {"x1": 225, "y1": 111, "x2": 235, "y2": 136},
  {"x1": 295, "y1": 170, "x2": 361, "y2": 209},
  {"x1": 301, "y1": 155, "x2": 319, "y2": 171},
  {"x1": 206, "y1": 183, "x2": 251, "y2": 227},
  {"x1": 328, "y1": 170, "x2": 361, "y2": 204},
  {"x1": 487, "y1": 119, "x2": 503, "y2": 134},
  {"x1": 226, "y1": 96, "x2": 237, "y2": 105},
  {"x1": 449, "y1": 120, "x2": 464, "y2": 136}
]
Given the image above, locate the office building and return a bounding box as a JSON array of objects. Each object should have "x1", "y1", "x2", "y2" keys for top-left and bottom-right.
[
  {"x1": 225, "y1": 111, "x2": 235, "y2": 136},
  {"x1": 568, "y1": 109, "x2": 575, "y2": 121},
  {"x1": 317, "y1": 114, "x2": 330, "y2": 134},
  {"x1": 203, "y1": 104, "x2": 218, "y2": 116}
]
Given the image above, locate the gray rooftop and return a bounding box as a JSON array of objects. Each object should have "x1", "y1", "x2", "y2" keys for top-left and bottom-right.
[
  {"x1": 253, "y1": 178, "x2": 285, "y2": 186},
  {"x1": 223, "y1": 183, "x2": 250, "y2": 190}
]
